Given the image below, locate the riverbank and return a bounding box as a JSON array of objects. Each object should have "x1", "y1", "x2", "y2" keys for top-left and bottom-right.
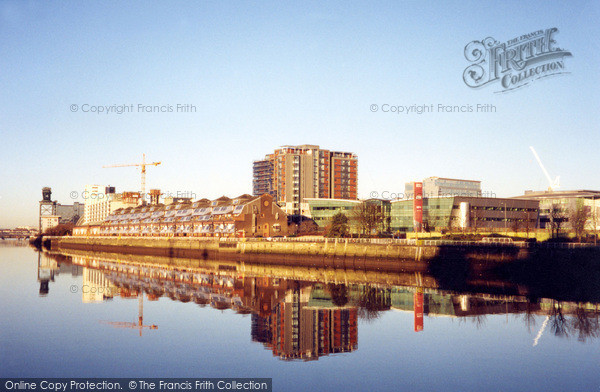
[{"x1": 45, "y1": 235, "x2": 598, "y2": 268}]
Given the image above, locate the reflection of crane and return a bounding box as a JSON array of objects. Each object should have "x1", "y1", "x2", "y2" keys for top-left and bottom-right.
[
  {"x1": 103, "y1": 154, "x2": 161, "y2": 203},
  {"x1": 100, "y1": 293, "x2": 157, "y2": 337},
  {"x1": 533, "y1": 315, "x2": 550, "y2": 346},
  {"x1": 530, "y1": 147, "x2": 560, "y2": 192}
]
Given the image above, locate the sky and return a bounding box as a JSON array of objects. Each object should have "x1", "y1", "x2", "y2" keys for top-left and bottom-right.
[{"x1": 0, "y1": 1, "x2": 598, "y2": 227}]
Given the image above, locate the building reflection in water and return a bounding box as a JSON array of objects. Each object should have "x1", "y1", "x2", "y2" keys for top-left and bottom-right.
[
  {"x1": 37, "y1": 251, "x2": 82, "y2": 296},
  {"x1": 82, "y1": 267, "x2": 118, "y2": 303},
  {"x1": 252, "y1": 284, "x2": 358, "y2": 361},
  {"x1": 39, "y1": 250, "x2": 600, "y2": 358}
]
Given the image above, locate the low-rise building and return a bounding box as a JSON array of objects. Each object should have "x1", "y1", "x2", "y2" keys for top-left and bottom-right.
[
  {"x1": 305, "y1": 198, "x2": 361, "y2": 230},
  {"x1": 512, "y1": 190, "x2": 600, "y2": 232},
  {"x1": 306, "y1": 196, "x2": 539, "y2": 233},
  {"x1": 390, "y1": 196, "x2": 539, "y2": 232},
  {"x1": 41, "y1": 216, "x2": 60, "y2": 233},
  {"x1": 74, "y1": 194, "x2": 288, "y2": 238},
  {"x1": 305, "y1": 198, "x2": 391, "y2": 235}
]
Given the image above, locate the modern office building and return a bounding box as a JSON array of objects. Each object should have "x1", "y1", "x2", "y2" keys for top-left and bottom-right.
[
  {"x1": 390, "y1": 196, "x2": 539, "y2": 232},
  {"x1": 253, "y1": 145, "x2": 358, "y2": 215},
  {"x1": 305, "y1": 196, "x2": 539, "y2": 233},
  {"x1": 81, "y1": 185, "x2": 140, "y2": 225},
  {"x1": 305, "y1": 198, "x2": 391, "y2": 234},
  {"x1": 305, "y1": 198, "x2": 361, "y2": 230},
  {"x1": 405, "y1": 177, "x2": 482, "y2": 198},
  {"x1": 512, "y1": 190, "x2": 600, "y2": 231}
]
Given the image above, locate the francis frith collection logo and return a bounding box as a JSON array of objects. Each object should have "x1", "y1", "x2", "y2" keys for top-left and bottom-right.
[{"x1": 463, "y1": 28, "x2": 572, "y2": 92}]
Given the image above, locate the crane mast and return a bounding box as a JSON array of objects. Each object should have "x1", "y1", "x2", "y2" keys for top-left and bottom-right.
[
  {"x1": 529, "y1": 147, "x2": 560, "y2": 192},
  {"x1": 103, "y1": 154, "x2": 161, "y2": 204}
]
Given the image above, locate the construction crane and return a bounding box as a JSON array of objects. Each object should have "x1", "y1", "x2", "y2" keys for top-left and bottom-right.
[
  {"x1": 103, "y1": 154, "x2": 161, "y2": 203},
  {"x1": 529, "y1": 146, "x2": 560, "y2": 192},
  {"x1": 100, "y1": 293, "x2": 157, "y2": 337}
]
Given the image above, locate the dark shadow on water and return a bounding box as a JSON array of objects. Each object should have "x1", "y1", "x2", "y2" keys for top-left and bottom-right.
[
  {"x1": 427, "y1": 247, "x2": 471, "y2": 292},
  {"x1": 496, "y1": 248, "x2": 600, "y2": 304},
  {"x1": 427, "y1": 245, "x2": 600, "y2": 304}
]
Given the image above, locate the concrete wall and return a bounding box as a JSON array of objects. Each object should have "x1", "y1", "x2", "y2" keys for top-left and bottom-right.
[{"x1": 50, "y1": 236, "x2": 535, "y2": 268}]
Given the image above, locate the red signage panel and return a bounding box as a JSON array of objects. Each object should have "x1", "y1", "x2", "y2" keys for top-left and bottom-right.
[
  {"x1": 414, "y1": 289, "x2": 424, "y2": 332},
  {"x1": 413, "y1": 182, "x2": 423, "y2": 232}
]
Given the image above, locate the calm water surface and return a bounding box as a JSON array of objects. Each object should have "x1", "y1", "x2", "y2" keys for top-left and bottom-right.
[{"x1": 1, "y1": 241, "x2": 599, "y2": 391}]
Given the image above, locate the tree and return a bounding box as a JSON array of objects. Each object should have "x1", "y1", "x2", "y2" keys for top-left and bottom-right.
[
  {"x1": 570, "y1": 305, "x2": 600, "y2": 343},
  {"x1": 511, "y1": 218, "x2": 521, "y2": 234},
  {"x1": 326, "y1": 212, "x2": 349, "y2": 238},
  {"x1": 352, "y1": 202, "x2": 384, "y2": 236},
  {"x1": 429, "y1": 214, "x2": 450, "y2": 233},
  {"x1": 569, "y1": 202, "x2": 590, "y2": 243},
  {"x1": 356, "y1": 286, "x2": 390, "y2": 322},
  {"x1": 522, "y1": 210, "x2": 534, "y2": 238},
  {"x1": 43, "y1": 223, "x2": 74, "y2": 236},
  {"x1": 328, "y1": 283, "x2": 349, "y2": 307},
  {"x1": 548, "y1": 203, "x2": 567, "y2": 239},
  {"x1": 298, "y1": 219, "x2": 319, "y2": 235},
  {"x1": 470, "y1": 208, "x2": 481, "y2": 233}
]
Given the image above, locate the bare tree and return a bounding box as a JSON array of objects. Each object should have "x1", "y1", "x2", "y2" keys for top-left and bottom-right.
[
  {"x1": 298, "y1": 219, "x2": 319, "y2": 235},
  {"x1": 470, "y1": 208, "x2": 480, "y2": 233},
  {"x1": 511, "y1": 218, "x2": 521, "y2": 234},
  {"x1": 356, "y1": 286, "x2": 389, "y2": 322},
  {"x1": 570, "y1": 305, "x2": 600, "y2": 343},
  {"x1": 548, "y1": 203, "x2": 567, "y2": 239},
  {"x1": 549, "y1": 302, "x2": 569, "y2": 338},
  {"x1": 352, "y1": 202, "x2": 385, "y2": 236},
  {"x1": 522, "y1": 210, "x2": 534, "y2": 239},
  {"x1": 570, "y1": 202, "x2": 590, "y2": 243}
]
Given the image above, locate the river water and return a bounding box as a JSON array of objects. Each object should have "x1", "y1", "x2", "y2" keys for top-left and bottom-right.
[{"x1": 1, "y1": 241, "x2": 599, "y2": 391}]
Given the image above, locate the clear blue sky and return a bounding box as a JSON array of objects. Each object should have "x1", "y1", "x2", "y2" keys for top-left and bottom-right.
[{"x1": 1, "y1": 1, "x2": 598, "y2": 227}]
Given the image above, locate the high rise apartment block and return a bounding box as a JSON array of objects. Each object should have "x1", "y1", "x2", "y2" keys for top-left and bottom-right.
[{"x1": 253, "y1": 145, "x2": 357, "y2": 215}]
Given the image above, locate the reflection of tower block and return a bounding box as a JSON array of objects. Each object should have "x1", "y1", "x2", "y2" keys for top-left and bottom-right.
[
  {"x1": 39, "y1": 187, "x2": 57, "y2": 231},
  {"x1": 82, "y1": 267, "x2": 118, "y2": 303},
  {"x1": 37, "y1": 251, "x2": 58, "y2": 296}
]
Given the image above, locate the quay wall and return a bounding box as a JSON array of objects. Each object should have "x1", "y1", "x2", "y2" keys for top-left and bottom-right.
[{"x1": 47, "y1": 236, "x2": 544, "y2": 271}]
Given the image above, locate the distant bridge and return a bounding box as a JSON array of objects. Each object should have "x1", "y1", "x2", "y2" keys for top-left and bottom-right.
[{"x1": 0, "y1": 229, "x2": 38, "y2": 239}]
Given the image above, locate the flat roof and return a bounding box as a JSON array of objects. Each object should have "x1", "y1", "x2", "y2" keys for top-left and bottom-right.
[
  {"x1": 304, "y1": 198, "x2": 361, "y2": 203},
  {"x1": 424, "y1": 177, "x2": 481, "y2": 183},
  {"x1": 390, "y1": 196, "x2": 537, "y2": 203},
  {"x1": 512, "y1": 190, "x2": 600, "y2": 199}
]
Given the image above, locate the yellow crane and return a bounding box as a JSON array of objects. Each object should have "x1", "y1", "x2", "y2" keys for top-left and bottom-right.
[{"x1": 103, "y1": 154, "x2": 161, "y2": 203}]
